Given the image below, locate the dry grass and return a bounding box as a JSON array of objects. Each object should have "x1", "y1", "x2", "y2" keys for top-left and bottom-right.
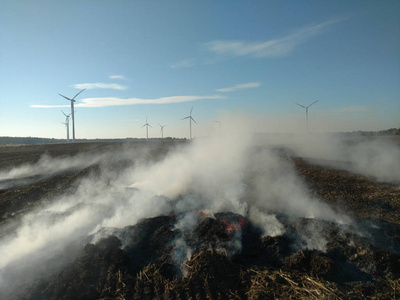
[{"x1": 97, "y1": 250, "x2": 399, "y2": 299}]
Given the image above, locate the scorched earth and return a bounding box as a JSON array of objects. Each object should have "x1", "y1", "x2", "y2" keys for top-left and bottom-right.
[{"x1": 0, "y1": 135, "x2": 399, "y2": 299}]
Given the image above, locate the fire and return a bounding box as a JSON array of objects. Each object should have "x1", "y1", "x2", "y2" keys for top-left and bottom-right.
[
  {"x1": 221, "y1": 218, "x2": 246, "y2": 234},
  {"x1": 199, "y1": 209, "x2": 208, "y2": 217}
]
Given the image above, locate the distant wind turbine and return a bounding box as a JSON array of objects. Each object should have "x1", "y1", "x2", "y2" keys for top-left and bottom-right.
[
  {"x1": 58, "y1": 89, "x2": 85, "y2": 142},
  {"x1": 181, "y1": 106, "x2": 197, "y2": 140},
  {"x1": 296, "y1": 100, "x2": 319, "y2": 133},
  {"x1": 61, "y1": 110, "x2": 71, "y2": 142},
  {"x1": 159, "y1": 123, "x2": 167, "y2": 139},
  {"x1": 142, "y1": 117, "x2": 152, "y2": 140}
]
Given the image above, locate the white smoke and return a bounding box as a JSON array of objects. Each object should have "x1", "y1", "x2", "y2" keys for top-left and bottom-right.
[
  {"x1": 0, "y1": 116, "x2": 362, "y2": 296},
  {"x1": 348, "y1": 137, "x2": 400, "y2": 183},
  {"x1": 264, "y1": 134, "x2": 400, "y2": 184},
  {"x1": 171, "y1": 212, "x2": 198, "y2": 276},
  {"x1": 299, "y1": 220, "x2": 329, "y2": 252},
  {"x1": 245, "y1": 144, "x2": 351, "y2": 225},
  {"x1": 248, "y1": 207, "x2": 285, "y2": 237},
  {"x1": 0, "y1": 151, "x2": 104, "y2": 185}
]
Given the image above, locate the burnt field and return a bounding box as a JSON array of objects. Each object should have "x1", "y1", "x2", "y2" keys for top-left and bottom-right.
[{"x1": 0, "y1": 136, "x2": 399, "y2": 299}]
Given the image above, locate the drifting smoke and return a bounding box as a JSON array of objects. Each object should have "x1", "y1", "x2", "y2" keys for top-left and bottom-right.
[
  {"x1": 0, "y1": 116, "x2": 367, "y2": 296},
  {"x1": 263, "y1": 133, "x2": 400, "y2": 184},
  {"x1": 347, "y1": 137, "x2": 400, "y2": 183},
  {"x1": 0, "y1": 150, "x2": 109, "y2": 190}
]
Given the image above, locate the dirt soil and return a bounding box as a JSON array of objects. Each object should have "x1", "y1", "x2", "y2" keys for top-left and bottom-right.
[{"x1": 0, "y1": 141, "x2": 399, "y2": 299}]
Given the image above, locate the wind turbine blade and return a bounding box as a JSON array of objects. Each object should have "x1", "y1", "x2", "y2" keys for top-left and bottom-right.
[
  {"x1": 59, "y1": 94, "x2": 72, "y2": 101},
  {"x1": 72, "y1": 89, "x2": 86, "y2": 100},
  {"x1": 191, "y1": 117, "x2": 197, "y2": 124},
  {"x1": 181, "y1": 116, "x2": 189, "y2": 120},
  {"x1": 190, "y1": 106, "x2": 193, "y2": 116},
  {"x1": 296, "y1": 103, "x2": 306, "y2": 108},
  {"x1": 61, "y1": 110, "x2": 68, "y2": 117},
  {"x1": 307, "y1": 100, "x2": 319, "y2": 108}
]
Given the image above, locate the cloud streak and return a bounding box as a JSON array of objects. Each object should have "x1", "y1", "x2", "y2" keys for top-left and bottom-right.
[
  {"x1": 204, "y1": 17, "x2": 347, "y2": 58},
  {"x1": 31, "y1": 95, "x2": 225, "y2": 108},
  {"x1": 71, "y1": 83, "x2": 128, "y2": 90},
  {"x1": 216, "y1": 82, "x2": 261, "y2": 92},
  {"x1": 109, "y1": 75, "x2": 127, "y2": 80},
  {"x1": 170, "y1": 59, "x2": 196, "y2": 69}
]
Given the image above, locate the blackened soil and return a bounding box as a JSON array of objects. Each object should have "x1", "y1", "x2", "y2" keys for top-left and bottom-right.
[{"x1": 0, "y1": 141, "x2": 399, "y2": 299}]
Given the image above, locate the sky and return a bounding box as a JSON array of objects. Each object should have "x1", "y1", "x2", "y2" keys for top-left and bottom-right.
[{"x1": 0, "y1": 0, "x2": 399, "y2": 139}]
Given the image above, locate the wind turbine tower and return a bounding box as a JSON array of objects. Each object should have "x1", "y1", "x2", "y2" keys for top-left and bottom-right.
[
  {"x1": 159, "y1": 123, "x2": 167, "y2": 139},
  {"x1": 58, "y1": 89, "x2": 85, "y2": 142},
  {"x1": 61, "y1": 110, "x2": 71, "y2": 142},
  {"x1": 296, "y1": 100, "x2": 319, "y2": 133},
  {"x1": 142, "y1": 117, "x2": 152, "y2": 140},
  {"x1": 181, "y1": 106, "x2": 197, "y2": 140}
]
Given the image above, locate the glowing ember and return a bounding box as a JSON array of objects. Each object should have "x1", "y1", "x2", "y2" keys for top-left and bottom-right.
[
  {"x1": 199, "y1": 209, "x2": 208, "y2": 217},
  {"x1": 221, "y1": 218, "x2": 246, "y2": 234}
]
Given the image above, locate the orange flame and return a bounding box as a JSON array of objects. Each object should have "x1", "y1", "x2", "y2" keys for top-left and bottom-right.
[{"x1": 221, "y1": 218, "x2": 246, "y2": 234}]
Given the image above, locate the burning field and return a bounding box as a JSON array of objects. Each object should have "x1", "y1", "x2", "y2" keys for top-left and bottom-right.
[{"x1": 0, "y1": 132, "x2": 399, "y2": 299}]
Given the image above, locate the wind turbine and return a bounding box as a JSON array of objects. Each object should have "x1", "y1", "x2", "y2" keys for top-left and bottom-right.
[
  {"x1": 61, "y1": 110, "x2": 71, "y2": 142},
  {"x1": 159, "y1": 123, "x2": 167, "y2": 139},
  {"x1": 142, "y1": 117, "x2": 152, "y2": 140},
  {"x1": 181, "y1": 106, "x2": 197, "y2": 140},
  {"x1": 58, "y1": 88, "x2": 85, "y2": 142},
  {"x1": 296, "y1": 100, "x2": 319, "y2": 133}
]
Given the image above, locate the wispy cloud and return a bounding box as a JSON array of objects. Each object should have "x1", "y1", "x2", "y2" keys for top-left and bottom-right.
[
  {"x1": 31, "y1": 95, "x2": 225, "y2": 108},
  {"x1": 216, "y1": 82, "x2": 261, "y2": 92},
  {"x1": 109, "y1": 75, "x2": 127, "y2": 80},
  {"x1": 72, "y1": 83, "x2": 128, "y2": 90},
  {"x1": 204, "y1": 16, "x2": 347, "y2": 58},
  {"x1": 31, "y1": 104, "x2": 70, "y2": 108},
  {"x1": 170, "y1": 59, "x2": 196, "y2": 68}
]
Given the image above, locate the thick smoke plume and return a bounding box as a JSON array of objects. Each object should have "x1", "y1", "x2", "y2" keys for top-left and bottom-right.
[{"x1": 0, "y1": 116, "x2": 370, "y2": 296}]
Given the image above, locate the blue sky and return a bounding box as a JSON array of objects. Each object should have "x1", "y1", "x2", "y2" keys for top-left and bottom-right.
[{"x1": 1, "y1": 0, "x2": 399, "y2": 139}]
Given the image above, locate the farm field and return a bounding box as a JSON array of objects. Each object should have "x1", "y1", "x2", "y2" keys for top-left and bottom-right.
[{"x1": 0, "y1": 137, "x2": 399, "y2": 299}]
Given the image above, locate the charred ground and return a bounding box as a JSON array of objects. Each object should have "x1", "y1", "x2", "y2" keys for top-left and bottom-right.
[{"x1": 0, "y1": 140, "x2": 399, "y2": 299}]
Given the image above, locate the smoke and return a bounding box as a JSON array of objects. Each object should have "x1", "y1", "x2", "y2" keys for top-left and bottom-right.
[
  {"x1": 264, "y1": 134, "x2": 400, "y2": 184},
  {"x1": 171, "y1": 212, "x2": 198, "y2": 276},
  {"x1": 0, "y1": 150, "x2": 108, "y2": 190},
  {"x1": 246, "y1": 144, "x2": 351, "y2": 225},
  {"x1": 248, "y1": 207, "x2": 285, "y2": 237},
  {"x1": 348, "y1": 137, "x2": 400, "y2": 183},
  {"x1": 297, "y1": 220, "x2": 329, "y2": 252},
  {"x1": 0, "y1": 116, "x2": 363, "y2": 296}
]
